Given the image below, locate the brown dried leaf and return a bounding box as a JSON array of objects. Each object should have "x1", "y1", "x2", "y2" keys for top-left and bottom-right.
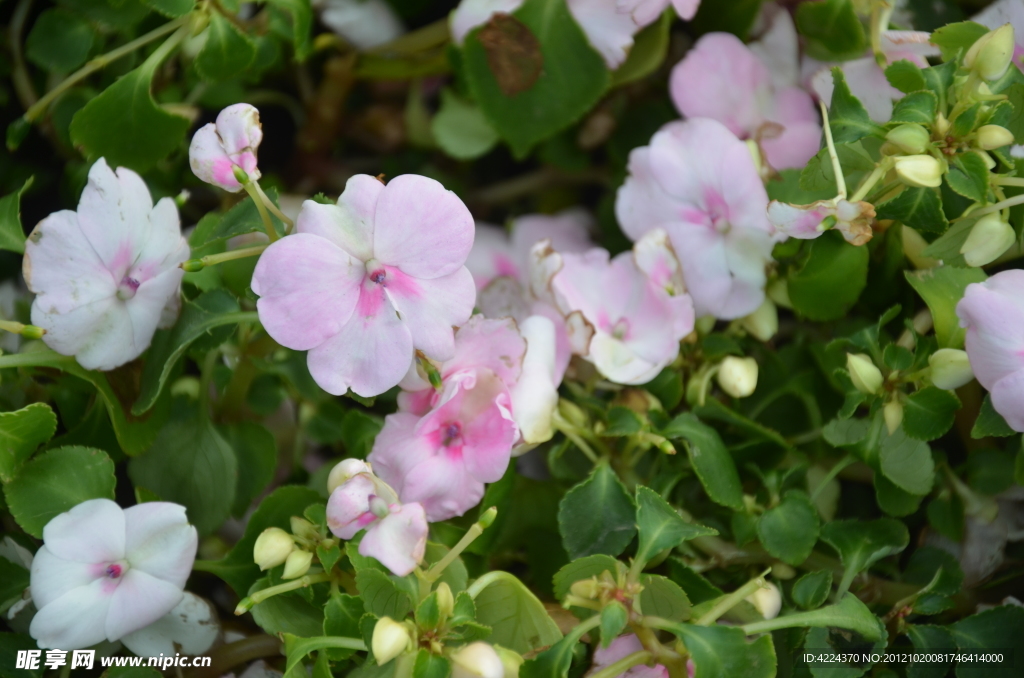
[{"x1": 477, "y1": 13, "x2": 543, "y2": 97}]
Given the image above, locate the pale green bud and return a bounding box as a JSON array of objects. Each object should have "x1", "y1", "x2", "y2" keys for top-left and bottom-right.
[
  {"x1": 884, "y1": 400, "x2": 904, "y2": 434},
  {"x1": 717, "y1": 356, "x2": 759, "y2": 398},
  {"x1": 372, "y1": 617, "x2": 412, "y2": 665},
  {"x1": 929, "y1": 348, "x2": 974, "y2": 390},
  {"x1": 451, "y1": 642, "x2": 504, "y2": 678},
  {"x1": 290, "y1": 516, "x2": 319, "y2": 541},
  {"x1": 494, "y1": 647, "x2": 524, "y2": 678},
  {"x1": 886, "y1": 124, "x2": 930, "y2": 154},
  {"x1": 976, "y1": 124, "x2": 1015, "y2": 150},
  {"x1": 767, "y1": 279, "x2": 792, "y2": 309},
  {"x1": 894, "y1": 155, "x2": 943, "y2": 188},
  {"x1": 745, "y1": 582, "x2": 782, "y2": 620},
  {"x1": 847, "y1": 353, "x2": 883, "y2": 394},
  {"x1": 740, "y1": 298, "x2": 778, "y2": 342},
  {"x1": 569, "y1": 578, "x2": 600, "y2": 600},
  {"x1": 327, "y1": 458, "x2": 372, "y2": 493},
  {"x1": 965, "y1": 24, "x2": 1015, "y2": 81},
  {"x1": 281, "y1": 549, "x2": 313, "y2": 579},
  {"x1": 960, "y1": 213, "x2": 1015, "y2": 267},
  {"x1": 436, "y1": 582, "x2": 454, "y2": 621},
  {"x1": 253, "y1": 527, "x2": 294, "y2": 570}
]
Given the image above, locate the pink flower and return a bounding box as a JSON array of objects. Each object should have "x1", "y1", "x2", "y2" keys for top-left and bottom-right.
[
  {"x1": 588, "y1": 635, "x2": 685, "y2": 678},
  {"x1": 252, "y1": 174, "x2": 476, "y2": 397},
  {"x1": 956, "y1": 270, "x2": 1024, "y2": 432},
  {"x1": 547, "y1": 230, "x2": 694, "y2": 385},
  {"x1": 615, "y1": 118, "x2": 776, "y2": 320},
  {"x1": 29, "y1": 499, "x2": 197, "y2": 650},
  {"x1": 670, "y1": 31, "x2": 820, "y2": 170},
  {"x1": 189, "y1": 104, "x2": 263, "y2": 192},
  {"x1": 23, "y1": 158, "x2": 188, "y2": 370},
  {"x1": 617, "y1": 0, "x2": 700, "y2": 25},
  {"x1": 767, "y1": 198, "x2": 875, "y2": 245},
  {"x1": 326, "y1": 467, "x2": 427, "y2": 576}
]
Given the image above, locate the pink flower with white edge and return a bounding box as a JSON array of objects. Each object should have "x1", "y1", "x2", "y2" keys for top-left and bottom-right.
[
  {"x1": 767, "y1": 198, "x2": 876, "y2": 245},
  {"x1": 252, "y1": 174, "x2": 476, "y2": 397},
  {"x1": 23, "y1": 158, "x2": 188, "y2": 371},
  {"x1": 326, "y1": 468, "x2": 427, "y2": 576},
  {"x1": 29, "y1": 499, "x2": 197, "y2": 650},
  {"x1": 548, "y1": 230, "x2": 695, "y2": 385},
  {"x1": 670, "y1": 31, "x2": 820, "y2": 170},
  {"x1": 189, "y1": 104, "x2": 263, "y2": 192},
  {"x1": 615, "y1": 118, "x2": 777, "y2": 320},
  {"x1": 956, "y1": 270, "x2": 1024, "y2": 432},
  {"x1": 588, "y1": 635, "x2": 694, "y2": 678}
]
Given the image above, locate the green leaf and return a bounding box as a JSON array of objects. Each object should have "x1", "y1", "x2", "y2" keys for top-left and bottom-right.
[
  {"x1": 661, "y1": 413, "x2": 743, "y2": 509},
  {"x1": 930, "y1": 21, "x2": 988, "y2": 62},
  {"x1": 795, "y1": 0, "x2": 867, "y2": 58},
  {"x1": 921, "y1": 61, "x2": 957, "y2": 114},
  {"x1": 826, "y1": 68, "x2": 885, "y2": 143},
  {"x1": 819, "y1": 518, "x2": 909, "y2": 594},
  {"x1": 0, "y1": 557, "x2": 30, "y2": 617},
  {"x1": 949, "y1": 605, "x2": 1024, "y2": 678},
  {"x1": 222, "y1": 422, "x2": 277, "y2": 517},
  {"x1": 128, "y1": 399, "x2": 238, "y2": 535},
  {"x1": 462, "y1": 0, "x2": 610, "y2": 158},
  {"x1": 890, "y1": 91, "x2": 937, "y2": 124},
  {"x1": 4, "y1": 446, "x2": 116, "y2": 538},
  {"x1": 690, "y1": 0, "x2": 763, "y2": 40},
  {"x1": 792, "y1": 570, "x2": 832, "y2": 610},
  {"x1": 756, "y1": 490, "x2": 820, "y2": 566},
  {"x1": 552, "y1": 554, "x2": 621, "y2": 601},
  {"x1": 945, "y1": 152, "x2": 989, "y2": 203},
  {"x1": 972, "y1": 394, "x2": 1015, "y2": 438},
  {"x1": 883, "y1": 344, "x2": 913, "y2": 371},
  {"x1": 902, "y1": 387, "x2": 960, "y2": 441},
  {"x1": 355, "y1": 567, "x2": 414, "y2": 619},
  {"x1": 26, "y1": 9, "x2": 95, "y2": 73},
  {"x1": 135, "y1": 290, "x2": 256, "y2": 414},
  {"x1": 749, "y1": 594, "x2": 884, "y2": 641},
  {"x1": 413, "y1": 650, "x2": 451, "y2": 678},
  {"x1": 249, "y1": 577, "x2": 324, "y2": 636},
  {"x1": 875, "y1": 187, "x2": 947, "y2": 235},
  {"x1": 602, "y1": 407, "x2": 643, "y2": 436},
  {"x1": 599, "y1": 601, "x2": 628, "y2": 647},
  {"x1": 635, "y1": 485, "x2": 717, "y2": 565},
  {"x1": 611, "y1": 10, "x2": 671, "y2": 86},
  {"x1": 264, "y1": 0, "x2": 313, "y2": 60},
  {"x1": 875, "y1": 474, "x2": 925, "y2": 517},
  {"x1": 557, "y1": 463, "x2": 636, "y2": 559},
  {"x1": 637, "y1": 574, "x2": 690, "y2": 622},
  {"x1": 905, "y1": 625, "x2": 955, "y2": 678},
  {"x1": 431, "y1": 89, "x2": 499, "y2": 160},
  {"x1": 799, "y1": 142, "x2": 875, "y2": 193},
  {"x1": 885, "y1": 61, "x2": 926, "y2": 94},
  {"x1": 324, "y1": 594, "x2": 365, "y2": 660},
  {"x1": 0, "y1": 177, "x2": 32, "y2": 254},
  {"x1": 519, "y1": 617, "x2": 595, "y2": 678},
  {"x1": 0, "y1": 402, "x2": 57, "y2": 483},
  {"x1": 879, "y1": 426, "x2": 934, "y2": 495},
  {"x1": 1002, "y1": 84, "x2": 1024, "y2": 144},
  {"x1": 195, "y1": 13, "x2": 257, "y2": 81},
  {"x1": 69, "y1": 46, "x2": 191, "y2": 172},
  {"x1": 282, "y1": 633, "x2": 367, "y2": 673},
  {"x1": 143, "y1": 0, "x2": 195, "y2": 18},
  {"x1": 822, "y1": 417, "x2": 871, "y2": 447},
  {"x1": 658, "y1": 622, "x2": 777, "y2": 678},
  {"x1": 905, "y1": 267, "x2": 987, "y2": 349},
  {"x1": 469, "y1": 571, "x2": 562, "y2": 654},
  {"x1": 952, "y1": 102, "x2": 982, "y2": 139},
  {"x1": 190, "y1": 188, "x2": 287, "y2": 247},
  {"x1": 788, "y1": 231, "x2": 869, "y2": 322}
]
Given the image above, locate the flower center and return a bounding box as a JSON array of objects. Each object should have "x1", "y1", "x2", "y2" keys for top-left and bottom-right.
[
  {"x1": 442, "y1": 421, "x2": 462, "y2": 447},
  {"x1": 368, "y1": 495, "x2": 390, "y2": 519},
  {"x1": 105, "y1": 563, "x2": 124, "y2": 579},
  {"x1": 116, "y1": 276, "x2": 140, "y2": 300},
  {"x1": 365, "y1": 259, "x2": 387, "y2": 286},
  {"x1": 611, "y1": 318, "x2": 630, "y2": 340}
]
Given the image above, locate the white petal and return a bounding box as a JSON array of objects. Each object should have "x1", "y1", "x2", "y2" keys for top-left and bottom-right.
[
  {"x1": 42, "y1": 498, "x2": 125, "y2": 564},
  {"x1": 30, "y1": 578, "x2": 113, "y2": 650},
  {"x1": 105, "y1": 569, "x2": 185, "y2": 641},
  {"x1": 76, "y1": 159, "x2": 155, "y2": 273},
  {"x1": 124, "y1": 502, "x2": 198, "y2": 588},
  {"x1": 119, "y1": 592, "x2": 218, "y2": 657},
  {"x1": 30, "y1": 547, "x2": 101, "y2": 610},
  {"x1": 511, "y1": 315, "x2": 559, "y2": 444}
]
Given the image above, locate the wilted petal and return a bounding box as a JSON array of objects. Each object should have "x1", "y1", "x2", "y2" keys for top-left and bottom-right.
[
  {"x1": 29, "y1": 578, "x2": 112, "y2": 649},
  {"x1": 42, "y1": 498, "x2": 126, "y2": 564},
  {"x1": 105, "y1": 569, "x2": 185, "y2": 641},
  {"x1": 123, "y1": 502, "x2": 197, "y2": 588},
  {"x1": 767, "y1": 201, "x2": 831, "y2": 239},
  {"x1": 360, "y1": 503, "x2": 428, "y2": 576},
  {"x1": 120, "y1": 592, "x2": 219, "y2": 658}
]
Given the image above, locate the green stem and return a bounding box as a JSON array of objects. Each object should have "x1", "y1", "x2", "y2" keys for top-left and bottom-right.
[
  {"x1": 23, "y1": 16, "x2": 189, "y2": 123},
  {"x1": 818, "y1": 101, "x2": 847, "y2": 199},
  {"x1": 809, "y1": 455, "x2": 855, "y2": 503},
  {"x1": 183, "y1": 245, "x2": 269, "y2": 271},
  {"x1": 184, "y1": 635, "x2": 283, "y2": 678},
  {"x1": 694, "y1": 568, "x2": 772, "y2": 626},
  {"x1": 9, "y1": 0, "x2": 36, "y2": 111},
  {"x1": 870, "y1": 1, "x2": 895, "y2": 68},
  {"x1": 849, "y1": 159, "x2": 892, "y2": 203},
  {"x1": 424, "y1": 508, "x2": 496, "y2": 584},
  {"x1": 588, "y1": 652, "x2": 652, "y2": 678},
  {"x1": 235, "y1": 572, "x2": 332, "y2": 614},
  {"x1": 0, "y1": 319, "x2": 44, "y2": 339},
  {"x1": 198, "y1": 348, "x2": 219, "y2": 415},
  {"x1": 552, "y1": 411, "x2": 600, "y2": 463},
  {"x1": 244, "y1": 182, "x2": 280, "y2": 242},
  {"x1": 993, "y1": 176, "x2": 1024, "y2": 188},
  {"x1": 251, "y1": 180, "x2": 294, "y2": 231}
]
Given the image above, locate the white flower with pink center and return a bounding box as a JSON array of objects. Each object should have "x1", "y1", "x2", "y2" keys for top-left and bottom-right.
[
  {"x1": 23, "y1": 158, "x2": 188, "y2": 370},
  {"x1": 29, "y1": 499, "x2": 197, "y2": 650},
  {"x1": 189, "y1": 104, "x2": 263, "y2": 192}
]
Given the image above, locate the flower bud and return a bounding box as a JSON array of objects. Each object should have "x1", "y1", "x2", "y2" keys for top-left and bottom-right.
[
  {"x1": 884, "y1": 400, "x2": 904, "y2": 434},
  {"x1": 281, "y1": 549, "x2": 313, "y2": 579},
  {"x1": 327, "y1": 458, "x2": 372, "y2": 493},
  {"x1": 894, "y1": 155, "x2": 942, "y2": 188},
  {"x1": 960, "y1": 213, "x2": 1015, "y2": 267},
  {"x1": 290, "y1": 516, "x2": 319, "y2": 541},
  {"x1": 558, "y1": 399, "x2": 588, "y2": 429},
  {"x1": 886, "y1": 124, "x2": 930, "y2": 154},
  {"x1": 570, "y1": 578, "x2": 601, "y2": 600},
  {"x1": 745, "y1": 582, "x2": 782, "y2": 620},
  {"x1": 767, "y1": 279, "x2": 792, "y2": 309},
  {"x1": 436, "y1": 582, "x2": 455, "y2": 621},
  {"x1": 964, "y1": 24, "x2": 1015, "y2": 81},
  {"x1": 847, "y1": 353, "x2": 883, "y2": 395},
  {"x1": 494, "y1": 646, "x2": 524, "y2": 678},
  {"x1": 929, "y1": 348, "x2": 974, "y2": 390},
  {"x1": 934, "y1": 112, "x2": 950, "y2": 138},
  {"x1": 372, "y1": 617, "x2": 412, "y2": 665},
  {"x1": 740, "y1": 298, "x2": 778, "y2": 342},
  {"x1": 973, "y1": 149, "x2": 996, "y2": 170},
  {"x1": 717, "y1": 356, "x2": 758, "y2": 398},
  {"x1": 451, "y1": 642, "x2": 504, "y2": 678},
  {"x1": 976, "y1": 125, "x2": 1015, "y2": 150},
  {"x1": 253, "y1": 527, "x2": 294, "y2": 570}
]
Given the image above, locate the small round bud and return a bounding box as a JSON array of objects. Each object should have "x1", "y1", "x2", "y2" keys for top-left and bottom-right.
[
  {"x1": 740, "y1": 298, "x2": 778, "y2": 342},
  {"x1": 886, "y1": 124, "x2": 930, "y2": 154},
  {"x1": 934, "y1": 113, "x2": 950, "y2": 138},
  {"x1": 327, "y1": 458, "x2": 372, "y2": 493},
  {"x1": 717, "y1": 356, "x2": 759, "y2": 398},
  {"x1": 436, "y1": 582, "x2": 454, "y2": 621},
  {"x1": 451, "y1": 642, "x2": 504, "y2": 678},
  {"x1": 281, "y1": 549, "x2": 313, "y2": 579},
  {"x1": 894, "y1": 155, "x2": 943, "y2": 188},
  {"x1": 20, "y1": 325, "x2": 46, "y2": 340},
  {"x1": 290, "y1": 516, "x2": 319, "y2": 541},
  {"x1": 976, "y1": 125, "x2": 1015, "y2": 150},
  {"x1": 847, "y1": 353, "x2": 883, "y2": 395},
  {"x1": 478, "y1": 506, "x2": 498, "y2": 528},
  {"x1": 884, "y1": 400, "x2": 904, "y2": 434},
  {"x1": 232, "y1": 165, "x2": 250, "y2": 185},
  {"x1": 182, "y1": 259, "x2": 205, "y2": 273},
  {"x1": 767, "y1": 279, "x2": 792, "y2": 309},
  {"x1": 771, "y1": 563, "x2": 796, "y2": 580},
  {"x1": 746, "y1": 582, "x2": 782, "y2": 620},
  {"x1": 960, "y1": 213, "x2": 1015, "y2": 267},
  {"x1": 569, "y1": 578, "x2": 600, "y2": 600},
  {"x1": 964, "y1": 24, "x2": 1015, "y2": 81},
  {"x1": 372, "y1": 617, "x2": 412, "y2": 665},
  {"x1": 973, "y1": 149, "x2": 996, "y2": 170},
  {"x1": 253, "y1": 527, "x2": 295, "y2": 570},
  {"x1": 494, "y1": 646, "x2": 524, "y2": 678},
  {"x1": 929, "y1": 348, "x2": 974, "y2": 390}
]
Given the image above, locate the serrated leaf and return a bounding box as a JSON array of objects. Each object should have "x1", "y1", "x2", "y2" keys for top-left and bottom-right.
[
  {"x1": 552, "y1": 554, "x2": 620, "y2": 601},
  {"x1": 637, "y1": 574, "x2": 690, "y2": 622},
  {"x1": 657, "y1": 621, "x2": 777, "y2": 678},
  {"x1": 930, "y1": 21, "x2": 988, "y2": 62},
  {"x1": 557, "y1": 463, "x2": 636, "y2": 559},
  {"x1": 883, "y1": 344, "x2": 914, "y2": 371},
  {"x1": 885, "y1": 60, "x2": 926, "y2": 93},
  {"x1": 469, "y1": 571, "x2": 562, "y2": 654},
  {"x1": 25, "y1": 9, "x2": 95, "y2": 73},
  {"x1": 660, "y1": 414, "x2": 743, "y2": 510},
  {"x1": 949, "y1": 605, "x2": 1024, "y2": 678},
  {"x1": 602, "y1": 407, "x2": 643, "y2": 436},
  {"x1": 822, "y1": 417, "x2": 871, "y2": 447},
  {"x1": 905, "y1": 267, "x2": 987, "y2": 349},
  {"x1": 819, "y1": 518, "x2": 909, "y2": 594},
  {"x1": 195, "y1": 13, "x2": 256, "y2": 81},
  {"x1": 890, "y1": 91, "x2": 937, "y2": 124},
  {"x1": 972, "y1": 394, "x2": 1015, "y2": 438},
  {"x1": 0, "y1": 402, "x2": 57, "y2": 483},
  {"x1": 903, "y1": 387, "x2": 960, "y2": 441},
  {"x1": 756, "y1": 490, "x2": 820, "y2": 566},
  {"x1": 880, "y1": 426, "x2": 935, "y2": 494},
  {"x1": 0, "y1": 177, "x2": 33, "y2": 254},
  {"x1": 945, "y1": 152, "x2": 989, "y2": 203},
  {"x1": 356, "y1": 568, "x2": 414, "y2": 619},
  {"x1": 792, "y1": 570, "x2": 832, "y2": 610},
  {"x1": 635, "y1": 485, "x2": 717, "y2": 565},
  {"x1": 875, "y1": 474, "x2": 925, "y2": 517},
  {"x1": 875, "y1": 186, "x2": 947, "y2": 235},
  {"x1": 826, "y1": 68, "x2": 886, "y2": 143}
]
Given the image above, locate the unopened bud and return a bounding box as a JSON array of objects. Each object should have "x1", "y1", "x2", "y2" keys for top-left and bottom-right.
[
  {"x1": 976, "y1": 125, "x2": 1015, "y2": 150},
  {"x1": 894, "y1": 155, "x2": 942, "y2": 188},
  {"x1": 436, "y1": 582, "x2": 454, "y2": 620},
  {"x1": 558, "y1": 399, "x2": 588, "y2": 428},
  {"x1": 960, "y1": 213, "x2": 1015, "y2": 267},
  {"x1": 886, "y1": 124, "x2": 930, "y2": 154},
  {"x1": 934, "y1": 112, "x2": 950, "y2": 138},
  {"x1": 767, "y1": 279, "x2": 792, "y2": 309},
  {"x1": 253, "y1": 527, "x2": 295, "y2": 570},
  {"x1": 372, "y1": 617, "x2": 412, "y2": 665},
  {"x1": 740, "y1": 298, "x2": 778, "y2": 342},
  {"x1": 281, "y1": 549, "x2": 313, "y2": 579},
  {"x1": 695, "y1": 315, "x2": 716, "y2": 335},
  {"x1": 717, "y1": 356, "x2": 759, "y2": 398},
  {"x1": 232, "y1": 165, "x2": 250, "y2": 185},
  {"x1": 884, "y1": 400, "x2": 904, "y2": 434},
  {"x1": 451, "y1": 642, "x2": 504, "y2": 678},
  {"x1": 964, "y1": 23, "x2": 1015, "y2": 81},
  {"x1": 570, "y1": 578, "x2": 601, "y2": 600},
  {"x1": 746, "y1": 582, "x2": 782, "y2": 620},
  {"x1": 182, "y1": 258, "x2": 205, "y2": 273},
  {"x1": 478, "y1": 506, "x2": 498, "y2": 528},
  {"x1": 494, "y1": 646, "x2": 524, "y2": 678},
  {"x1": 290, "y1": 516, "x2": 319, "y2": 541},
  {"x1": 929, "y1": 348, "x2": 974, "y2": 390},
  {"x1": 327, "y1": 458, "x2": 372, "y2": 493},
  {"x1": 847, "y1": 353, "x2": 883, "y2": 395},
  {"x1": 973, "y1": 149, "x2": 996, "y2": 170},
  {"x1": 20, "y1": 325, "x2": 45, "y2": 340}
]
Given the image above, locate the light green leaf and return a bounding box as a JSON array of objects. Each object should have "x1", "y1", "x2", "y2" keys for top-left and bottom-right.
[
  {"x1": 659, "y1": 413, "x2": 743, "y2": 510},
  {"x1": 890, "y1": 91, "x2": 937, "y2": 124},
  {"x1": 819, "y1": 518, "x2": 909, "y2": 596},
  {"x1": 143, "y1": 0, "x2": 195, "y2": 18},
  {"x1": 792, "y1": 570, "x2": 832, "y2": 610},
  {"x1": 930, "y1": 21, "x2": 988, "y2": 62},
  {"x1": 659, "y1": 622, "x2": 777, "y2": 678},
  {"x1": 905, "y1": 267, "x2": 987, "y2": 349},
  {"x1": 431, "y1": 89, "x2": 499, "y2": 160},
  {"x1": 552, "y1": 554, "x2": 621, "y2": 601},
  {"x1": 637, "y1": 574, "x2": 690, "y2": 622},
  {"x1": 635, "y1": 485, "x2": 718, "y2": 565},
  {"x1": 875, "y1": 187, "x2": 947, "y2": 235},
  {"x1": 355, "y1": 568, "x2": 414, "y2": 620},
  {"x1": 902, "y1": 387, "x2": 960, "y2": 441},
  {"x1": 0, "y1": 402, "x2": 57, "y2": 483},
  {"x1": 557, "y1": 463, "x2": 636, "y2": 559},
  {"x1": 468, "y1": 571, "x2": 562, "y2": 654},
  {"x1": 885, "y1": 60, "x2": 926, "y2": 93}
]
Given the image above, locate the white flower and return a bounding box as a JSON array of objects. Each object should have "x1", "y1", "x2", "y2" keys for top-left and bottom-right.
[
  {"x1": 29, "y1": 499, "x2": 198, "y2": 650},
  {"x1": 23, "y1": 159, "x2": 189, "y2": 370},
  {"x1": 120, "y1": 592, "x2": 219, "y2": 657}
]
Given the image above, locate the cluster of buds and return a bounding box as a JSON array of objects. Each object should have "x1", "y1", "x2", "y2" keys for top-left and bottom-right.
[
  {"x1": 371, "y1": 615, "x2": 520, "y2": 678},
  {"x1": 564, "y1": 565, "x2": 642, "y2": 615},
  {"x1": 252, "y1": 515, "x2": 334, "y2": 580}
]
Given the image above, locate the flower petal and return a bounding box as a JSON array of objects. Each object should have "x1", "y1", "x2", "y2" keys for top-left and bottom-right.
[
  {"x1": 120, "y1": 591, "x2": 219, "y2": 657},
  {"x1": 614, "y1": 146, "x2": 685, "y2": 242},
  {"x1": 383, "y1": 265, "x2": 476, "y2": 361},
  {"x1": 30, "y1": 546, "x2": 101, "y2": 610},
  {"x1": 567, "y1": 0, "x2": 640, "y2": 69},
  {"x1": 42, "y1": 498, "x2": 126, "y2": 564},
  {"x1": 29, "y1": 578, "x2": 112, "y2": 650},
  {"x1": 990, "y1": 368, "x2": 1024, "y2": 433},
  {"x1": 105, "y1": 568, "x2": 185, "y2": 641},
  {"x1": 399, "y1": 451, "x2": 486, "y2": 521},
  {"x1": 510, "y1": 208, "x2": 594, "y2": 265},
  {"x1": 295, "y1": 176, "x2": 381, "y2": 261},
  {"x1": 368, "y1": 412, "x2": 433, "y2": 497},
  {"x1": 444, "y1": 315, "x2": 526, "y2": 388},
  {"x1": 76, "y1": 159, "x2": 155, "y2": 272},
  {"x1": 123, "y1": 502, "x2": 197, "y2": 588},
  {"x1": 35, "y1": 296, "x2": 140, "y2": 371},
  {"x1": 189, "y1": 124, "x2": 244, "y2": 192},
  {"x1": 23, "y1": 210, "x2": 114, "y2": 315},
  {"x1": 360, "y1": 503, "x2": 428, "y2": 576},
  {"x1": 511, "y1": 315, "x2": 559, "y2": 444}
]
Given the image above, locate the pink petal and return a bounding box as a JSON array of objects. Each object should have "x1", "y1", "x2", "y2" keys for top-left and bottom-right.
[
  {"x1": 957, "y1": 273, "x2": 1024, "y2": 388},
  {"x1": 76, "y1": 159, "x2": 155, "y2": 271},
  {"x1": 29, "y1": 578, "x2": 112, "y2": 649},
  {"x1": 466, "y1": 223, "x2": 519, "y2": 291},
  {"x1": 105, "y1": 569, "x2": 185, "y2": 641},
  {"x1": 252, "y1": 233, "x2": 364, "y2": 351},
  {"x1": 593, "y1": 635, "x2": 645, "y2": 669},
  {"x1": 455, "y1": 377, "x2": 517, "y2": 482},
  {"x1": 383, "y1": 265, "x2": 476, "y2": 361},
  {"x1": 670, "y1": 0, "x2": 699, "y2": 20},
  {"x1": 398, "y1": 451, "x2": 486, "y2": 522},
  {"x1": 360, "y1": 503, "x2": 428, "y2": 576},
  {"x1": 326, "y1": 474, "x2": 377, "y2": 539},
  {"x1": 567, "y1": 0, "x2": 640, "y2": 69},
  {"x1": 373, "y1": 175, "x2": 475, "y2": 280},
  {"x1": 749, "y1": 5, "x2": 800, "y2": 89},
  {"x1": 296, "y1": 176, "x2": 381, "y2": 261},
  {"x1": 990, "y1": 369, "x2": 1024, "y2": 433},
  {"x1": 189, "y1": 124, "x2": 243, "y2": 192},
  {"x1": 766, "y1": 201, "x2": 830, "y2": 239},
  {"x1": 368, "y1": 412, "x2": 434, "y2": 496},
  {"x1": 614, "y1": 146, "x2": 684, "y2": 242},
  {"x1": 30, "y1": 547, "x2": 101, "y2": 611},
  {"x1": 42, "y1": 498, "x2": 125, "y2": 564},
  {"x1": 130, "y1": 197, "x2": 189, "y2": 283},
  {"x1": 812, "y1": 58, "x2": 894, "y2": 123},
  {"x1": 443, "y1": 315, "x2": 527, "y2": 389},
  {"x1": 761, "y1": 119, "x2": 822, "y2": 170},
  {"x1": 511, "y1": 209, "x2": 594, "y2": 265},
  {"x1": 215, "y1": 104, "x2": 263, "y2": 157},
  {"x1": 123, "y1": 502, "x2": 197, "y2": 588}
]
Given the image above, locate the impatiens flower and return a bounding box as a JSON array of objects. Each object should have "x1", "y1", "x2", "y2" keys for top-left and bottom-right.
[
  {"x1": 767, "y1": 198, "x2": 875, "y2": 245},
  {"x1": 326, "y1": 464, "x2": 427, "y2": 576},
  {"x1": 317, "y1": 0, "x2": 404, "y2": 50},
  {"x1": 252, "y1": 174, "x2": 475, "y2": 397},
  {"x1": 615, "y1": 118, "x2": 777, "y2": 319},
  {"x1": 617, "y1": 0, "x2": 700, "y2": 25},
  {"x1": 547, "y1": 230, "x2": 695, "y2": 385},
  {"x1": 189, "y1": 104, "x2": 263, "y2": 192},
  {"x1": 29, "y1": 499, "x2": 198, "y2": 650},
  {"x1": 588, "y1": 635, "x2": 681, "y2": 678},
  {"x1": 956, "y1": 270, "x2": 1024, "y2": 431},
  {"x1": 23, "y1": 158, "x2": 188, "y2": 371},
  {"x1": 670, "y1": 31, "x2": 821, "y2": 170}
]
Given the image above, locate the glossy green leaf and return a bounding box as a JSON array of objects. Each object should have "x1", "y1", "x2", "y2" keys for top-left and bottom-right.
[
  {"x1": 659, "y1": 622, "x2": 777, "y2": 678},
  {"x1": 945, "y1": 152, "x2": 989, "y2": 203},
  {"x1": 971, "y1": 394, "x2": 1015, "y2": 438},
  {"x1": 903, "y1": 387, "x2": 960, "y2": 441},
  {"x1": 0, "y1": 402, "x2": 57, "y2": 483},
  {"x1": 196, "y1": 13, "x2": 257, "y2": 81},
  {"x1": 26, "y1": 9, "x2": 95, "y2": 73},
  {"x1": 905, "y1": 267, "x2": 987, "y2": 348},
  {"x1": 792, "y1": 570, "x2": 832, "y2": 610},
  {"x1": 875, "y1": 187, "x2": 947, "y2": 235},
  {"x1": 885, "y1": 60, "x2": 926, "y2": 94},
  {"x1": 558, "y1": 463, "x2": 636, "y2": 559},
  {"x1": 890, "y1": 91, "x2": 937, "y2": 124},
  {"x1": 635, "y1": 485, "x2": 717, "y2": 565},
  {"x1": 788, "y1": 231, "x2": 869, "y2": 322},
  {"x1": 189, "y1": 188, "x2": 287, "y2": 247},
  {"x1": 469, "y1": 571, "x2": 562, "y2": 654},
  {"x1": 661, "y1": 414, "x2": 742, "y2": 509}
]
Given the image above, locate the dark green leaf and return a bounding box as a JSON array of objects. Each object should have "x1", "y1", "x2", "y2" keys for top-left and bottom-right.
[
  {"x1": 413, "y1": 650, "x2": 451, "y2": 678},
  {"x1": 143, "y1": 0, "x2": 195, "y2": 17},
  {"x1": 756, "y1": 490, "x2": 820, "y2": 566},
  {"x1": 903, "y1": 387, "x2": 960, "y2": 441},
  {"x1": 264, "y1": 0, "x2": 313, "y2": 60},
  {"x1": 826, "y1": 68, "x2": 885, "y2": 143},
  {"x1": 638, "y1": 574, "x2": 690, "y2": 622},
  {"x1": 822, "y1": 417, "x2": 871, "y2": 447},
  {"x1": 635, "y1": 485, "x2": 717, "y2": 565},
  {"x1": 875, "y1": 187, "x2": 947, "y2": 235},
  {"x1": 661, "y1": 413, "x2": 743, "y2": 509},
  {"x1": 557, "y1": 463, "x2": 636, "y2": 559},
  {"x1": 945, "y1": 152, "x2": 989, "y2": 203},
  {"x1": 905, "y1": 625, "x2": 955, "y2": 678},
  {"x1": 819, "y1": 518, "x2": 909, "y2": 593},
  {"x1": 26, "y1": 9, "x2": 95, "y2": 73},
  {"x1": 890, "y1": 91, "x2": 937, "y2": 124},
  {"x1": 885, "y1": 61, "x2": 926, "y2": 94},
  {"x1": 0, "y1": 177, "x2": 32, "y2": 254},
  {"x1": 0, "y1": 402, "x2": 57, "y2": 483},
  {"x1": 222, "y1": 422, "x2": 277, "y2": 516},
  {"x1": 552, "y1": 554, "x2": 621, "y2": 601},
  {"x1": 249, "y1": 578, "x2": 324, "y2": 636},
  {"x1": 356, "y1": 568, "x2": 414, "y2": 619},
  {"x1": 603, "y1": 407, "x2": 643, "y2": 436},
  {"x1": 196, "y1": 13, "x2": 257, "y2": 81},
  {"x1": 469, "y1": 571, "x2": 562, "y2": 654},
  {"x1": 949, "y1": 605, "x2": 1024, "y2": 678},
  {"x1": 189, "y1": 188, "x2": 287, "y2": 247},
  {"x1": 905, "y1": 267, "x2": 987, "y2": 348},
  {"x1": 324, "y1": 594, "x2": 365, "y2": 660},
  {"x1": 788, "y1": 231, "x2": 869, "y2": 321},
  {"x1": 875, "y1": 474, "x2": 925, "y2": 517},
  {"x1": 659, "y1": 622, "x2": 777, "y2": 678},
  {"x1": 611, "y1": 10, "x2": 671, "y2": 86},
  {"x1": 972, "y1": 394, "x2": 1015, "y2": 438},
  {"x1": 792, "y1": 570, "x2": 832, "y2": 610},
  {"x1": 796, "y1": 0, "x2": 867, "y2": 58}
]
